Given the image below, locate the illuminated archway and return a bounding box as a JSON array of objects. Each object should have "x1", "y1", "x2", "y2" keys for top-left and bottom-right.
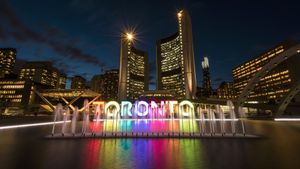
[
  {"x1": 235, "y1": 44, "x2": 300, "y2": 116},
  {"x1": 277, "y1": 80, "x2": 300, "y2": 115}
]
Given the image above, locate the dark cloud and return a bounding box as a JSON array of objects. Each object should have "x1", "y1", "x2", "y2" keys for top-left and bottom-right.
[
  {"x1": 49, "y1": 59, "x2": 76, "y2": 76},
  {"x1": 0, "y1": 1, "x2": 45, "y2": 43},
  {"x1": 51, "y1": 59, "x2": 94, "y2": 80},
  {"x1": 0, "y1": 0, "x2": 105, "y2": 68},
  {"x1": 41, "y1": 24, "x2": 68, "y2": 40},
  {"x1": 48, "y1": 41, "x2": 101, "y2": 65}
]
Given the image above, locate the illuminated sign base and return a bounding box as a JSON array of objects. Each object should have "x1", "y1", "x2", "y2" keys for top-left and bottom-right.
[
  {"x1": 47, "y1": 99, "x2": 257, "y2": 139},
  {"x1": 48, "y1": 132, "x2": 258, "y2": 139}
]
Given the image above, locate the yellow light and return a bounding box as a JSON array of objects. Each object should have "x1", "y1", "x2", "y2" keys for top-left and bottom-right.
[
  {"x1": 177, "y1": 12, "x2": 182, "y2": 18},
  {"x1": 126, "y1": 33, "x2": 134, "y2": 41}
]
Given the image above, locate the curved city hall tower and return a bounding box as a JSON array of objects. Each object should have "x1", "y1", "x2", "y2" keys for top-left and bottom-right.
[
  {"x1": 156, "y1": 10, "x2": 197, "y2": 99},
  {"x1": 118, "y1": 33, "x2": 149, "y2": 101}
]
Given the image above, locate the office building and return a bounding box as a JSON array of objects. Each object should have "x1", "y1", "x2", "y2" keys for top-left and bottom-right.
[
  {"x1": 232, "y1": 40, "x2": 300, "y2": 103},
  {"x1": 102, "y1": 69, "x2": 119, "y2": 100},
  {"x1": 0, "y1": 80, "x2": 35, "y2": 114},
  {"x1": 217, "y1": 81, "x2": 235, "y2": 99},
  {"x1": 0, "y1": 48, "x2": 16, "y2": 78},
  {"x1": 118, "y1": 33, "x2": 148, "y2": 101},
  {"x1": 19, "y1": 61, "x2": 66, "y2": 89},
  {"x1": 91, "y1": 74, "x2": 104, "y2": 93},
  {"x1": 156, "y1": 10, "x2": 197, "y2": 99},
  {"x1": 71, "y1": 75, "x2": 86, "y2": 89}
]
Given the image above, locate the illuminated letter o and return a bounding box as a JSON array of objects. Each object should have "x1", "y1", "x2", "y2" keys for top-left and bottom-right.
[{"x1": 136, "y1": 101, "x2": 149, "y2": 117}]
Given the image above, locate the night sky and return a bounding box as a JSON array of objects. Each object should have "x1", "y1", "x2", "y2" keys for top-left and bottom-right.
[{"x1": 1, "y1": 0, "x2": 300, "y2": 89}]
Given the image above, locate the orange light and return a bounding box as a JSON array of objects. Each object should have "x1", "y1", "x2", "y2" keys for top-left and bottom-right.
[
  {"x1": 177, "y1": 11, "x2": 183, "y2": 18},
  {"x1": 126, "y1": 33, "x2": 134, "y2": 41}
]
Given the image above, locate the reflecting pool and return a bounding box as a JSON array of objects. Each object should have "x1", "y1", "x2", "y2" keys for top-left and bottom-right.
[{"x1": 0, "y1": 120, "x2": 299, "y2": 169}]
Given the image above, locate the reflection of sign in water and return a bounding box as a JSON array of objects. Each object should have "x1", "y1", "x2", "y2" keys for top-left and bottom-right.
[{"x1": 91, "y1": 100, "x2": 194, "y2": 118}]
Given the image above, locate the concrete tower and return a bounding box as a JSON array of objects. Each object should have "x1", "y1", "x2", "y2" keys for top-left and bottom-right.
[
  {"x1": 118, "y1": 33, "x2": 149, "y2": 101},
  {"x1": 156, "y1": 10, "x2": 197, "y2": 99},
  {"x1": 202, "y1": 56, "x2": 212, "y2": 97}
]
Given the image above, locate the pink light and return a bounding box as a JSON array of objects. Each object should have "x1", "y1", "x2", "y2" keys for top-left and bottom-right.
[{"x1": 135, "y1": 101, "x2": 149, "y2": 117}]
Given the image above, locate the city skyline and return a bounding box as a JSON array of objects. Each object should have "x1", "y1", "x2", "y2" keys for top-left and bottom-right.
[
  {"x1": 1, "y1": 0, "x2": 300, "y2": 90},
  {"x1": 1, "y1": 2, "x2": 300, "y2": 169}
]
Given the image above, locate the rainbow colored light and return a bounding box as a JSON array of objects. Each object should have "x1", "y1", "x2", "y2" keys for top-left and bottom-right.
[{"x1": 91, "y1": 100, "x2": 194, "y2": 118}]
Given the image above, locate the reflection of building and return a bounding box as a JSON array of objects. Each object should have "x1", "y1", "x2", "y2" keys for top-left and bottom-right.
[
  {"x1": 217, "y1": 81, "x2": 235, "y2": 99},
  {"x1": 0, "y1": 48, "x2": 16, "y2": 78},
  {"x1": 202, "y1": 56, "x2": 212, "y2": 97},
  {"x1": 19, "y1": 61, "x2": 66, "y2": 89},
  {"x1": 233, "y1": 40, "x2": 300, "y2": 103},
  {"x1": 118, "y1": 33, "x2": 148, "y2": 101},
  {"x1": 102, "y1": 69, "x2": 119, "y2": 100},
  {"x1": 0, "y1": 79, "x2": 47, "y2": 115},
  {"x1": 71, "y1": 75, "x2": 86, "y2": 89},
  {"x1": 156, "y1": 10, "x2": 197, "y2": 99}
]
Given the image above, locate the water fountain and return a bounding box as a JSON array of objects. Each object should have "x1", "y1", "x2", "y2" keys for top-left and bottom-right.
[
  {"x1": 71, "y1": 107, "x2": 78, "y2": 136},
  {"x1": 51, "y1": 103, "x2": 62, "y2": 136},
  {"x1": 61, "y1": 106, "x2": 69, "y2": 136},
  {"x1": 49, "y1": 99, "x2": 257, "y2": 139},
  {"x1": 81, "y1": 99, "x2": 90, "y2": 136}
]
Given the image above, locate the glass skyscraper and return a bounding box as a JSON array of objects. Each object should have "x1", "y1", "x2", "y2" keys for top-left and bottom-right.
[{"x1": 0, "y1": 48, "x2": 16, "y2": 78}]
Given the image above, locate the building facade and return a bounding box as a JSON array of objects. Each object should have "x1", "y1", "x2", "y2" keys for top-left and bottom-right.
[
  {"x1": 0, "y1": 80, "x2": 35, "y2": 114},
  {"x1": 57, "y1": 75, "x2": 67, "y2": 89},
  {"x1": 19, "y1": 61, "x2": 66, "y2": 89},
  {"x1": 156, "y1": 10, "x2": 197, "y2": 99},
  {"x1": 102, "y1": 69, "x2": 119, "y2": 100},
  {"x1": 217, "y1": 81, "x2": 235, "y2": 99},
  {"x1": 138, "y1": 90, "x2": 175, "y2": 102},
  {"x1": 118, "y1": 33, "x2": 148, "y2": 101},
  {"x1": 90, "y1": 74, "x2": 104, "y2": 93},
  {"x1": 0, "y1": 48, "x2": 16, "y2": 78},
  {"x1": 232, "y1": 40, "x2": 300, "y2": 103},
  {"x1": 202, "y1": 56, "x2": 212, "y2": 97},
  {"x1": 71, "y1": 75, "x2": 86, "y2": 89}
]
